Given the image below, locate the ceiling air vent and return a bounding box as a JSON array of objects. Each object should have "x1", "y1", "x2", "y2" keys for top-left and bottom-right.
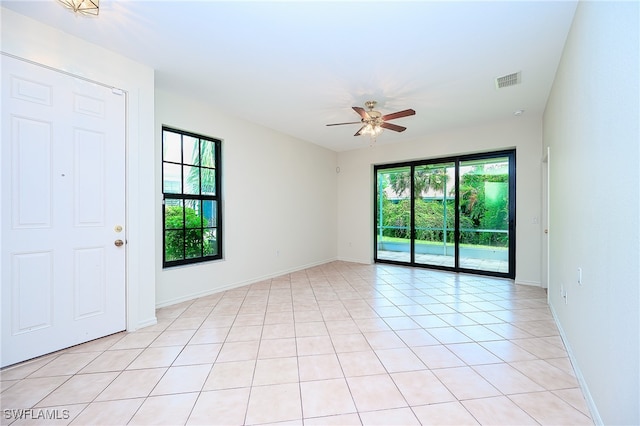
[{"x1": 495, "y1": 72, "x2": 521, "y2": 89}]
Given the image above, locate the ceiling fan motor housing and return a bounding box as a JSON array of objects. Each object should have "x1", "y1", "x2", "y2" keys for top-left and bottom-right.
[
  {"x1": 364, "y1": 101, "x2": 382, "y2": 122},
  {"x1": 365, "y1": 100, "x2": 378, "y2": 110}
]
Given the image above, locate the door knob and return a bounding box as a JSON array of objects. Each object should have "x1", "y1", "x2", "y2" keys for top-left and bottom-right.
[{"x1": 114, "y1": 239, "x2": 124, "y2": 247}]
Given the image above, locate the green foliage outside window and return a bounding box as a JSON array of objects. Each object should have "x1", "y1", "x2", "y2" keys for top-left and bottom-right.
[
  {"x1": 381, "y1": 198, "x2": 475, "y2": 242},
  {"x1": 458, "y1": 170, "x2": 509, "y2": 246},
  {"x1": 164, "y1": 205, "x2": 216, "y2": 261},
  {"x1": 378, "y1": 166, "x2": 509, "y2": 248},
  {"x1": 165, "y1": 206, "x2": 199, "y2": 261}
]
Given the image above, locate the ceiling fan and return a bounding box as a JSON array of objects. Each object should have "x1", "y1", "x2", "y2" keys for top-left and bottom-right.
[{"x1": 326, "y1": 100, "x2": 416, "y2": 137}]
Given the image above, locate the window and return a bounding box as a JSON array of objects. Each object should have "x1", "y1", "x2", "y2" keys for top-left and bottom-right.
[{"x1": 162, "y1": 127, "x2": 222, "y2": 267}]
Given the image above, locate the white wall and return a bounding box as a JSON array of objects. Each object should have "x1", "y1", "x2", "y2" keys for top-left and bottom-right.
[
  {"x1": 543, "y1": 1, "x2": 639, "y2": 424},
  {"x1": 336, "y1": 115, "x2": 543, "y2": 287},
  {"x1": 0, "y1": 8, "x2": 157, "y2": 330},
  {"x1": 155, "y1": 89, "x2": 338, "y2": 306}
]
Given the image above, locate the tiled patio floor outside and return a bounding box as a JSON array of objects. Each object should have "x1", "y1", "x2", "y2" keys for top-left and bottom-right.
[
  {"x1": 377, "y1": 251, "x2": 509, "y2": 274},
  {"x1": 0, "y1": 261, "x2": 591, "y2": 425}
]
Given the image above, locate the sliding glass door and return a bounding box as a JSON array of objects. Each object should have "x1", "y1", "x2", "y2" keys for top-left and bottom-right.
[
  {"x1": 413, "y1": 162, "x2": 456, "y2": 268},
  {"x1": 375, "y1": 150, "x2": 515, "y2": 278}
]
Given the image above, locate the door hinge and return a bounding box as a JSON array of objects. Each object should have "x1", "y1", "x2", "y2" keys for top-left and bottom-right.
[{"x1": 111, "y1": 88, "x2": 124, "y2": 96}]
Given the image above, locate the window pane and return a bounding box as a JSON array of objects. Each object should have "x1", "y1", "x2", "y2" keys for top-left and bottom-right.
[
  {"x1": 184, "y1": 200, "x2": 203, "y2": 228},
  {"x1": 201, "y1": 168, "x2": 216, "y2": 195},
  {"x1": 163, "y1": 163, "x2": 182, "y2": 193},
  {"x1": 185, "y1": 229, "x2": 203, "y2": 259},
  {"x1": 204, "y1": 229, "x2": 217, "y2": 256},
  {"x1": 183, "y1": 136, "x2": 200, "y2": 166},
  {"x1": 163, "y1": 130, "x2": 181, "y2": 163},
  {"x1": 165, "y1": 230, "x2": 184, "y2": 261},
  {"x1": 183, "y1": 165, "x2": 199, "y2": 195},
  {"x1": 200, "y1": 139, "x2": 216, "y2": 168},
  {"x1": 202, "y1": 200, "x2": 217, "y2": 227},
  {"x1": 164, "y1": 200, "x2": 184, "y2": 229}
]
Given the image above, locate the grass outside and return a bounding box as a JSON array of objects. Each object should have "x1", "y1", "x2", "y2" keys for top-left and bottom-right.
[{"x1": 378, "y1": 235, "x2": 508, "y2": 250}]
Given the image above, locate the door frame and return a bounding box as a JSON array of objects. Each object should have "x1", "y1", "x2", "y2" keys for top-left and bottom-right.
[
  {"x1": 542, "y1": 146, "x2": 551, "y2": 297},
  {"x1": 373, "y1": 149, "x2": 516, "y2": 279}
]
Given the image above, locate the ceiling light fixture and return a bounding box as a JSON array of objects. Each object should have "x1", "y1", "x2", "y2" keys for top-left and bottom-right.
[
  {"x1": 359, "y1": 101, "x2": 384, "y2": 142},
  {"x1": 360, "y1": 123, "x2": 384, "y2": 137},
  {"x1": 58, "y1": 0, "x2": 99, "y2": 16},
  {"x1": 359, "y1": 119, "x2": 384, "y2": 145}
]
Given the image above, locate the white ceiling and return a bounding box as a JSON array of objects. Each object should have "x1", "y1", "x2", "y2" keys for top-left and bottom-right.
[{"x1": 2, "y1": 1, "x2": 577, "y2": 152}]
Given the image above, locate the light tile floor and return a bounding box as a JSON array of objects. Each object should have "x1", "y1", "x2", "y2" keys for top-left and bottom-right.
[{"x1": 1, "y1": 261, "x2": 593, "y2": 425}]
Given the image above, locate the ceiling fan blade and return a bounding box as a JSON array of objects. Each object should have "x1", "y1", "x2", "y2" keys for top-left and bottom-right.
[
  {"x1": 326, "y1": 121, "x2": 362, "y2": 126},
  {"x1": 352, "y1": 106, "x2": 369, "y2": 120},
  {"x1": 380, "y1": 122, "x2": 407, "y2": 132},
  {"x1": 354, "y1": 125, "x2": 366, "y2": 136},
  {"x1": 381, "y1": 109, "x2": 416, "y2": 121}
]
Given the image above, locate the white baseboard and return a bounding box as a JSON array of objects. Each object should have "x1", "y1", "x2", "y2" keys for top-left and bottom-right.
[
  {"x1": 336, "y1": 256, "x2": 372, "y2": 265},
  {"x1": 514, "y1": 278, "x2": 542, "y2": 287},
  {"x1": 549, "y1": 303, "x2": 603, "y2": 425},
  {"x1": 134, "y1": 316, "x2": 158, "y2": 331},
  {"x1": 155, "y1": 257, "x2": 338, "y2": 309}
]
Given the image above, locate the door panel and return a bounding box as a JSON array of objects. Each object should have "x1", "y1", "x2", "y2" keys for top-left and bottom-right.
[
  {"x1": 1, "y1": 55, "x2": 126, "y2": 367},
  {"x1": 74, "y1": 247, "x2": 106, "y2": 319},
  {"x1": 458, "y1": 157, "x2": 511, "y2": 274},
  {"x1": 414, "y1": 162, "x2": 456, "y2": 268},
  {"x1": 12, "y1": 116, "x2": 52, "y2": 228},
  {"x1": 375, "y1": 167, "x2": 412, "y2": 263},
  {"x1": 75, "y1": 129, "x2": 106, "y2": 226},
  {"x1": 12, "y1": 252, "x2": 53, "y2": 333}
]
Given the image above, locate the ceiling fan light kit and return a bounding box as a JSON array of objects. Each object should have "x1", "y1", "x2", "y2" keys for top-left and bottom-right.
[
  {"x1": 361, "y1": 123, "x2": 384, "y2": 137},
  {"x1": 326, "y1": 100, "x2": 416, "y2": 143}
]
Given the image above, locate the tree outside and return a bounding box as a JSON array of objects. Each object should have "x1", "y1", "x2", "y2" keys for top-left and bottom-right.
[{"x1": 377, "y1": 160, "x2": 509, "y2": 249}]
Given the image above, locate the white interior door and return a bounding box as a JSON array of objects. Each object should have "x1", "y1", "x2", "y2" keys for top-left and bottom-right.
[{"x1": 1, "y1": 55, "x2": 126, "y2": 367}]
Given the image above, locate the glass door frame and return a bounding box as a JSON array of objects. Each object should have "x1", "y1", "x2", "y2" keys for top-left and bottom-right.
[{"x1": 374, "y1": 149, "x2": 516, "y2": 279}]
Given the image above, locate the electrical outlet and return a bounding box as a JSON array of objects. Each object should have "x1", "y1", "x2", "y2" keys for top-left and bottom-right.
[
  {"x1": 560, "y1": 284, "x2": 568, "y2": 304},
  {"x1": 577, "y1": 267, "x2": 582, "y2": 285}
]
